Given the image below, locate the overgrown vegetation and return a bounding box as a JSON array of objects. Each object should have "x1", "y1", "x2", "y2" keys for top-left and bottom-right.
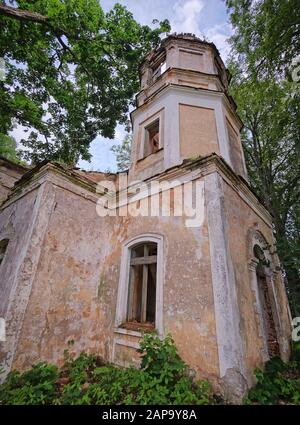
[
  {"x1": 0, "y1": 334, "x2": 213, "y2": 405},
  {"x1": 1, "y1": 335, "x2": 300, "y2": 405},
  {"x1": 245, "y1": 344, "x2": 300, "y2": 405},
  {"x1": 226, "y1": 0, "x2": 300, "y2": 314}
]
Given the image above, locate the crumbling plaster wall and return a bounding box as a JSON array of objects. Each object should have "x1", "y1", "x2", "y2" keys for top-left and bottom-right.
[
  {"x1": 0, "y1": 181, "x2": 57, "y2": 377},
  {"x1": 222, "y1": 177, "x2": 291, "y2": 384},
  {"x1": 111, "y1": 214, "x2": 219, "y2": 385},
  {"x1": 10, "y1": 183, "x2": 115, "y2": 370},
  {"x1": 1, "y1": 162, "x2": 290, "y2": 400},
  {"x1": 179, "y1": 104, "x2": 219, "y2": 159},
  {"x1": 2, "y1": 169, "x2": 220, "y2": 387},
  {"x1": 0, "y1": 188, "x2": 39, "y2": 318}
]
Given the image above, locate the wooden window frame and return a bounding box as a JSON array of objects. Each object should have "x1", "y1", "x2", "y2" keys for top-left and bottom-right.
[
  {"x1": 144, "y1": 118, "x2": 160, "y2": 158},
  {"x1": 115, "y1": 234, "x2": 164, "y2": 336},
  {"x1": 248, "y1": 230, "x2": 282, "y2": 361},
  {"x1": 138, "y1": 109, "x2": 165, "y2": 161},
  {"x1": 127, "y1": 243, "x2": 157, "y2": 324}
]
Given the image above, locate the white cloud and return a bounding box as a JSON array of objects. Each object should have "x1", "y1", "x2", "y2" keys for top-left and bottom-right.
[
  {"x1": 171, "y1": 0, "x2": 205, "y2": 35},
  {"x1": 204, "y1": 23, "x2": 232, "y2": 62},
  {"x1": 169, "y1": 1, "x2": 232, "y2": 62}
]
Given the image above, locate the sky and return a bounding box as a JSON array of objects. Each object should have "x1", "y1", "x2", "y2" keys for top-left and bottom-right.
[{"x1": 14, "y1": 0, "x2": 233, "y2": 172}]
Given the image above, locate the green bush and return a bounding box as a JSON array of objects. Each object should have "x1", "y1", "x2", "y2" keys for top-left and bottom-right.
[
  {"x1": 244, "y1": 356, "x2": 300, "y2": 405},
  {"x1": 0, "y1": 363, "x2": 59, "y2": 405},
  {"x1": 292, "y1": 341, "x2": 300, "y2": 363},
  {"x1": 0, "y1": 333, "x2": 213, "y2": 405}
]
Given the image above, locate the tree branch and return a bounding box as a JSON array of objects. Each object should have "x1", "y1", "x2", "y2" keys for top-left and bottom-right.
[{"x1": 0, "y1": 4, "x2": 48, "y2": 24}]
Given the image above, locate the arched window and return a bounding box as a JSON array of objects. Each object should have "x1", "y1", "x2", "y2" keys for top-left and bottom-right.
[
  {"x1": 248, "y1": 228, "x2": 281, "y2": 360},
  {"x1": 127, "y1": 242, "x2": 157, "y2": 325},
  {"x1": 115, "y1": 234, "x2": 164, "y2": 334},
  {"x1": 253, "y1": 244, "x2": 280, "y2": 358},
  {"x1": 0, "y1": 239, "x2": 9, "y2": 266}
]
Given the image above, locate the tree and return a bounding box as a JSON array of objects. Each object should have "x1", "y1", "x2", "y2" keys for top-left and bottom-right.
[
  {"x1": 227, "y1": 0, "x2": 300, "y2": 313},
  {"x1": 111, "y1": 133, "x2": 132, "y2": 172},
  {"x1": 0, "y1": 1, "x2": 170, "y2": 164},
  {"x1": 229, "y1": 72, "x2": 300, "y2": 312},
  {"x1": 226, "y1": 0, "x2": 300, "y2": 78},
  {"x1": 0, "y1": 134, "x2": 18, "y2": 161}
]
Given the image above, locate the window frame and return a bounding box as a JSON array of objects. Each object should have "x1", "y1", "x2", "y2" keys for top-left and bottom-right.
[
  {"x1": 115, "y1": 234, "x2": 164, "y2": 336},
  {"x1": 127, "y1": 242, "x2": 157, "y2": 324},
  {"x1": 248, "y1": 229, "x2": 282, "y2": 361},
  {"x1": 138, "y1": 110, "x2": 165, "y2": 160},
  {"x1": 144, "y1": 119, "x2": 160, "y2": 157},
  {"x1": 152, "y1": 54, "x2": 166, "y2": 82}
]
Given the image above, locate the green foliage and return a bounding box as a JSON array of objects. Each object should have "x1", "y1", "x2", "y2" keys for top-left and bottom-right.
[
  {"x1": 229, "y1": 72, "x2": 300, "y2": 313},
  {"x1": 0, "y1": 134, "x2": 18, "y2": 161},
  {"x1": 292, "y1": 341, "x2": 300, "y2": 363},
  {"x1": 0, "y1": 363, "x2": 59, "y2": 405},
  {"x1": 138, "y1": 333, "x2": 186, "y2": 384},
  {"x1": 244, "y1": 357, "x2": 300, "y2": 405},
  {"x1": 227, "y1": 0, "x2": 300, "y2": 314},
  {"x1": 111, "y1": 133, "x2": 132, "y2": 171},
  {"x1": 0, "y1": 333, "x2": 213, "y2": 405},
  {"x1": 0, "y1": 1, "x2": 170, "y2": 164},
  {"x1": 226, "y1": 0, "x2": 300, "y2": 78}
]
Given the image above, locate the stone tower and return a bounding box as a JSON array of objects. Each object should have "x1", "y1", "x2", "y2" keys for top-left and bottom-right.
[
  {"x1": 129, "y1": 33, "x2": 247, "y2": 182},
  {"x1": 0, "y1": 34, "x2": 292, "y2": 401}
]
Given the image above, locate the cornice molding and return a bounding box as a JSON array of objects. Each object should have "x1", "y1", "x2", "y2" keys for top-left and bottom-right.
[
  {"x1": 0, "y1": 163, "x2": 103, "y2": 210},
  {"x1": 132, "y1": 82, "x2": 243, "y2": 128},
  {"x1": 1, "y1": 154, "x2": 273, "y2": 228}
]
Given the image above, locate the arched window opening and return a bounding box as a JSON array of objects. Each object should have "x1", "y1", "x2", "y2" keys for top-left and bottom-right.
[
  {"x1": 127, "y1": 242, "x2": 157, "y2": 328},
  {"x1": 115, "y1": 234, "x2": 163, "y2": 335},
  {"x1": 254, "y1": 244, "x2": 280, "y2": 358},
  {"x1": 0, "y1": 239, "x2": 9, "y2": 266}
]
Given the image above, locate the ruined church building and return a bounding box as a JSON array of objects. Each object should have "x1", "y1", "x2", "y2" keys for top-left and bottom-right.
[{"x1": 0, "y1": 34, "x2": 292, "y2": 400}]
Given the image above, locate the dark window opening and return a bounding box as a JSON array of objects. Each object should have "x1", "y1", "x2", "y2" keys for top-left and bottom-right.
[
  {"x1": 152, "y1": 59, "x2": 166, "y2": 82},
  {"x1": 0, "y1": 239, "x2": 9, "y2": 266},
  {"x1": 127, "y1": 242, "x2": 157, "y2": 328},
  {"x1": 254, "y1": 245, "x2": 280, "y2": 358},
  {"x1": 144, "y1": 120, "x2": 160, "y2": 157}
]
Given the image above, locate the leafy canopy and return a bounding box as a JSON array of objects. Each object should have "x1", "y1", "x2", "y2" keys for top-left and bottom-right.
[
  {"x1": 226, "y1": 0, "x2": 300, "y2": 313},
  {"x1": 226, "y1": 0, "x2": 300, "y2": 78},
  {"x1": 0, "y1": 134, "x2": 18, "y2": 161},
  {"x1": 0, "y1": 1, "x2": 170, "y2": 164}
]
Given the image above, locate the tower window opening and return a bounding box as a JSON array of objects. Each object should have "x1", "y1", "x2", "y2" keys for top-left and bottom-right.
[
  {"x1": 152, "y1": 59, "x2": 166, "y2": 82},
  {"x1": 144, "y1": 119, "x2": 160, "y2": 157}
]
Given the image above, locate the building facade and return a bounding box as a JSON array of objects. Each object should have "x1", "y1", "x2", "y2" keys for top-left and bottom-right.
[{"x1": 0, "y1": 34, "x2": 292, "y2": 401}]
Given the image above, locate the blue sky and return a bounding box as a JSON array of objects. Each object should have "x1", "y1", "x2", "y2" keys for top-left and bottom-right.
[{"x1": 78, "y1": 0, "x2": 232, "y2": 172}]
